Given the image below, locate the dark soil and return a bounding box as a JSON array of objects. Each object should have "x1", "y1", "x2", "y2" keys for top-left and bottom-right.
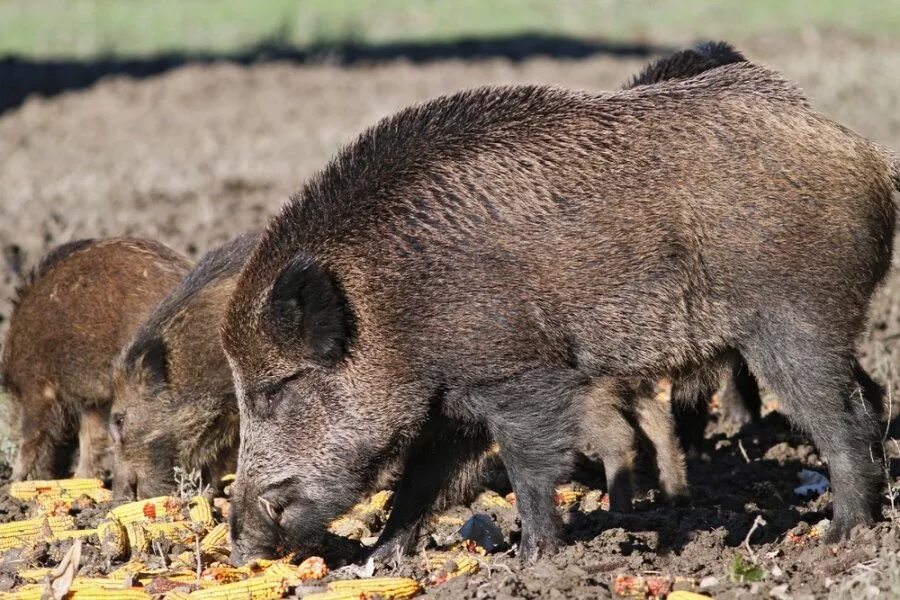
[{"x1": 1, "y1": 30, "x2": 899, "y2": 599}]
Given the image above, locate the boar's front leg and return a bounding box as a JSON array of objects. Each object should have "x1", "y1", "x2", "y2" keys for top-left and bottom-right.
[
  {"x1": 368, "y1": 418, "x2": 492, "y2": 563},
  {"x1": 479, "y1": 370, "x2": 584, "y2": 563}
]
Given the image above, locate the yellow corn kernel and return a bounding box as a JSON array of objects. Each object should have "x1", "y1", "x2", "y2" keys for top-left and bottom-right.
[
  {"x1": 188, "y1": 496, "x2": 214, "y2": 527},
  {"x1": 16, "y1": 567, "x2": 51, "y2": 582},
  {"x1": 327, "y1": 577, "x2": 422, "y2": 599},
  {"x1": 295, "y1": 556, "x2": 329, "y2": 582},
  {"x1": 360, "y1": 491, "x2": 392, "y2": 513},
  {"x1": 200, "y1": 523, "x2": 229, "y2": 551},
  {"x1": 50, "y1": 528, "x2": 98, "y2": 543},
  {"x1": 68, "y1": 590, "x2": 150, "y2": 600},
  {"x1": 8, "y1": 479, "x2": 106, "y2": 501},
  {"x1": 328, "y1": 517, "x2": 369, "y2": 540},
  {"x1": 127, "y1": 521, "x2": 194, "y2": 554},
  {"x1": 553, "y1": 484, "x2": 583, "y2": 506},
  {"x1": 198, "y1": 566, "x2": 247, "y2": 586},
  {"x1": 98, "y1": 519, "x2": 129, "y2": 559},
  {"x1": 667, "y1": 593, "x2": 713, "y2": 600},
  {"x1": 0, "y1": 515, "x2": 77, "y2": 550},
  {"x1": 164, "y1": 593, "x2": 193, "y2": 600},
  {"x1": 170, "y1": 574, "x2": 287, "y2": 599},
  {"x1": 478, "y1": 491, "x2": 513, "y2": 509},
  {"x1": 301, "y1": 592, "x2": 365, "y2": 600},
  {"x1": 0, "y1": 584, "x2": 43, "y2": 600},
  {"x1": 109, "y1": 496, "x2": 184, "y2": 524},
  {"x1": 425, "y1": 552, "x2": 480, "y2": 576}
]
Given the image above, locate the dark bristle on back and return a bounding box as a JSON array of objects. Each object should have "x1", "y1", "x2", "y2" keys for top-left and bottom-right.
[{"x1": 627, "y1": 41, "x2": 747, "y2": 88}]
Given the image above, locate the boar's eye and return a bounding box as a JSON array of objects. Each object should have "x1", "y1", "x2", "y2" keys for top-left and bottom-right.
[
  {"x1": 110, "y1": 412, "x2": 126, "y2": 444},
  {"x1": 258, "y1": 496, "x2": 283, "y2": 528}
]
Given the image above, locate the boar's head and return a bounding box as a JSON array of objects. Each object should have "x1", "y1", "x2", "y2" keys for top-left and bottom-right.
[
  {"x1": 223, "y1": 252, "x2": 396, "y2": 563},
  {"x1": 110, "y1": 337, "x2": 180, "y2": 499}
]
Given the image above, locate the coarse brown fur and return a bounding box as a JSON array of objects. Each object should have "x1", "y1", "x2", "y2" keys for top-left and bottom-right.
[
  {"x1": 1, "y1": 238, "x2": 191, "y2": 480},
  {"x1": 110, "y1": 233, "x2": 259, "y2": 499},
  {"x1": 222, "y1": 62, "x2": 899, "y2": 563}
]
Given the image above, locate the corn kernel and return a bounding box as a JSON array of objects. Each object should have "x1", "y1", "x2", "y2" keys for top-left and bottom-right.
[
  {"x1": 327, "y1": 577, "x2": 422, "y2": 599},
  {"x1": 188, "y1": 497, "x2": 214, "y2": 527}
]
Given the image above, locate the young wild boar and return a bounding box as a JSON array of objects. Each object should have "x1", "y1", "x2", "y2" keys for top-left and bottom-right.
[
  {"x1": 110, "y1": 233, "x2": 259, "y2": 500},
  {"x1": 1, "y1": 239, "x2": 190, "y2": 480},
  {"x1": 222, "y1": 64, "x2": 899, "y2": 563}
]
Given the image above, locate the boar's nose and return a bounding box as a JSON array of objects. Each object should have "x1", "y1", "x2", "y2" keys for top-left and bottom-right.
[{"x1": 229, "y1": 547, "x2": 247, "y2": 567}]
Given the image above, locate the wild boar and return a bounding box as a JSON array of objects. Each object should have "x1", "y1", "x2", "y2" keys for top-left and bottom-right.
[
  {"x1": 222, "y1": 64, "x2": 899, "y2": 563},
  {"x1": 110, "y1": 233, "x2": 259, "y2": 500},
  {"x1": 1, "y1": 238, "x2": 190, "y2": 480}
]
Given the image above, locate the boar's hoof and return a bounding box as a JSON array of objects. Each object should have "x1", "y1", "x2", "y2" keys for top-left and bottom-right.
[{"x1": 825, "y1": 513, "x2": 874, "y2": 544}]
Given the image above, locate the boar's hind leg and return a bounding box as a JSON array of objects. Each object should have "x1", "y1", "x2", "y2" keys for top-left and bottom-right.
[
  {"x1": 742, "y1": 333, "x2": 882, "y2": 542},
  {"x1": 634, "y1": 386, "x2": 688, "y2": 500},
  {"x1": 368, "y1": 420, "x2": 491, "y2": 563},
  {"x1": 581, "y1": 384, "x2": 636, "y2": 513},
  {"x1": 481, "y1": 371, "x2": 584, "y2": 563}
]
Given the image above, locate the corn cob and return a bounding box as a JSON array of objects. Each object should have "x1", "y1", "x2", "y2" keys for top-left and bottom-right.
[
  {"x1": 667, "y1": 593, "x2": 713, "y2": 600},
  {"x1": 477, "y1": 491, "x2": 513, "y2": 510},
  {"x1": 127, "y1": 521, "x2": 195, "y2": 554},
  {"x1": 200, "y1": 523, "x2": 229, "y2": 551},
  {"x1": 432, "y1": 515, "x2": 465, "y2": 527},
  {"x1": 359, "y1": 490, "x2": 392, "y2": 513},
  {"x1": 164, "y1": 573, "x2": 288, "y2": 599},
  {"x1": 98, "y1": 519, "x2": 129, "y2": 559},
  {"x1": 8, "y1": 478, "x2": 108, "y2": 502},
  {"x1": 198, "y1": 567, "x2": 248, "y2": 585},
  {"x1": 553, "y1": 484, "x2": 584, "y2": 506},
  {"x1": 16, "y1": 567, "x2": 52, "y2": 582},
  {"x1": 109, "y1": 496, "x2": 184, "y2": 524},
  {"x1": 328, "y1": 517, "x2": 370, "y2": 540},
  {"x1": 69, "y1": 590, "x2": 151, "y2": 600},
  {"x1": 0, "y1": 514, "x2": 77, "y2": 550},
  {"x1": 326, "y1": 577, "x2": 422, "y2": 599},
  {"x1": 295, "y1": 556, "x2": 329, "y2": 581},
  {"x1": 50, "y1": 528, "x2": 99, "y2": 543},
  {"x1": 301, "y1": 592, "x2": 365, "y2": 600},
  {"x1": 189, "y1": 496, "x2": 215, "y2": 527},
  {"x1": 424, "y1": 551, "x2": 481, "y2": 577}
]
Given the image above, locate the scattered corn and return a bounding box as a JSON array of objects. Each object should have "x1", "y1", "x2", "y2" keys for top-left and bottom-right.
[
  {"x1": 189, "y1": 497, "x2": 214, "y2": 527},
  {"x1": 51, "y1": 528, "x2": 99, "y2": 543},
  {"x1": 667, "y1": 593, "x2": 713, "y2": 600},
  {"x1": 165, "y1": 572, "x2": 288, "y2": 599},
  {"x1": 326, "y1": 577, "x2": 422, "y2": 599},
  {"x1": 329, "y1": 517, "x2": 370, "y2": 540},
  {"x1": 296, "y1": 556, "x2": 328, "y2": 582},
  {"x1": 109, "y1": 496, "x2": 184, "y2": 524},
  {"x1": 127, "y1": 521, "x2": 195, "y2": 554},
  {"x1": 68, "y1": 590, "x2": 150, "y2": 600},
  {"x1": 98, "y1": 519, "x2": 129, "y2": 559},
  {"x1": 0, "y1": 514, "x2": 77, "y2": 550},
  {"x1": 478, "y1": 491, "x2": 513, "y2": 510},
  {"x1": 425, "y1": 551, "x2": 480, "y2": 574},
  {"x1": 9, "y1": 479, "x2": 110, "y2": 504},
  {"x1": 200, "y1": 523, "x2": 229, "y2": 552},
  {"x1": 554, "y1": 484, "x2": 584, "y2": 506}
]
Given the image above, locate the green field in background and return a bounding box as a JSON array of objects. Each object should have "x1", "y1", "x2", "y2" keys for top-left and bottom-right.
[{"x1": 2, "y1": 0, "x2": 899, "y2": 59}]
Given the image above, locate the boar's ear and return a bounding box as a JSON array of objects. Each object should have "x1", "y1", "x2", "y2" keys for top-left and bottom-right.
[
  {"x1": 270, "y1": 255, "x2": 353, "y2": 367},
  {"x1": 140, "y1": 336, "x2": 169, "y2": 387}
]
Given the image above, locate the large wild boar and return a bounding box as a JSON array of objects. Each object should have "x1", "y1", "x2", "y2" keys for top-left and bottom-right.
[
  {"x1": 109, "y1": 233, "x2": 259, "y2": 500},
  {"x1": 222, "y1": 63, "x2": 899, "y2": 563},
  {"x1": 1, "y1": 239, "x2": 190, "y2": 480}
]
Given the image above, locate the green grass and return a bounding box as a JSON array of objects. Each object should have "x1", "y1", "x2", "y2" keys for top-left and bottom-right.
[{"x1": 2, "y1": 0, "x2": 900, "y2": 59}]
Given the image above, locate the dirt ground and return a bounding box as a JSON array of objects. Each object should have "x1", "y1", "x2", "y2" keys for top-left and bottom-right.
[{"x1": 1, "y1": 30, "x2": 900, "y2": 599}]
